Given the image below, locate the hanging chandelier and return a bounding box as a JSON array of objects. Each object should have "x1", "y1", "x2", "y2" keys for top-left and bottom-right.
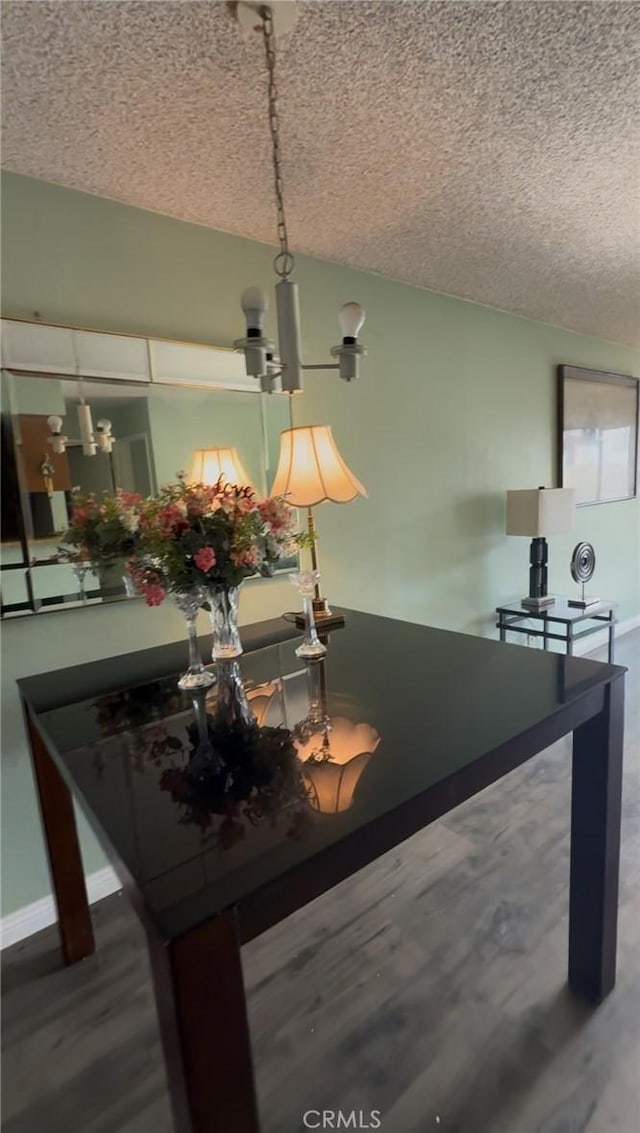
[{"x1": 232, "y1": 2, "x2": 367, "y2": 393}]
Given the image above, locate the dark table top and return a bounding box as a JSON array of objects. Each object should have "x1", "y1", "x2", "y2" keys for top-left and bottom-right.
[
  {"x1": 20, "y1": 609, "x2": 625, "y2": 942},
  {"x1": 496, "y1": 597, "x2": 616, "y2": 623}
]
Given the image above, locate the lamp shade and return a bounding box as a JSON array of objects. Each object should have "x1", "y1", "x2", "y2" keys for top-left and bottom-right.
[
  {"x1": 271, "y1": 425, "x2": 367, "y2": 506},
  {"x1": 296, "y1": 717, "x2": 380, "y2": 814},
  {"x1": 188, "y1": 447, "x2": 255, "y2": 491},
  {"x1": 506, "y1": 488, "x2": 575, "y2": 537}
]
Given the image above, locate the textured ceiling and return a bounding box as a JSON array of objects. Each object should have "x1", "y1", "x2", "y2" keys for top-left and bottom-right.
[{"x1": 2, "y1": 1, "x2": 639, "y2": 346}]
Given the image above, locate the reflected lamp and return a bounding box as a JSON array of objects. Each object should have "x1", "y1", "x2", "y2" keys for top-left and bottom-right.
[{"x1": 188, "y1": 447, "x2": 255, "y2": 492}]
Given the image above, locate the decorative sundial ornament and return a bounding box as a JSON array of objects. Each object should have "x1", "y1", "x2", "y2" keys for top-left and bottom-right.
[{"x1": 568, "y1": 542, "x2": 599, "y2": 608}]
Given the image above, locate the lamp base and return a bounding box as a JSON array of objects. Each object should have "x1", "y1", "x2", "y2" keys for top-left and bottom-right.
[
  {"x1": 521, "y1": 594, "x2": 556, "y2": 610},
  {"x1": 292, "y1": 608, "x2": 346, "y2": 630},
  {"x1": 312, "y1": 596, "x2": 331, "y2": 618}
]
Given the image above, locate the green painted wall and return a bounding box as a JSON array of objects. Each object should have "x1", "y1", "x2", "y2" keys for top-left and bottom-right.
[{"x1": 1, "y1": 171, "x2": 638, "y2": 918}]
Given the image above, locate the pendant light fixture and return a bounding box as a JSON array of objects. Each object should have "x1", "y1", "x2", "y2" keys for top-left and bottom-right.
[
  {"x1": 47, "y1": 407, "x2": 115, "y2": 456},
  {"x1": 46, "y1": 354, "x2": 115, "y2": 457},
  {"x1": 232, "y1": 2, "x2": 368, "y2": 393}
]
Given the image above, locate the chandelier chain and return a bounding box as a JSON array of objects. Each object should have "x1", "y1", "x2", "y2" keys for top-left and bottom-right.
[{"x1": 261, "y1": 5, "x2": 295, "y2": 279}]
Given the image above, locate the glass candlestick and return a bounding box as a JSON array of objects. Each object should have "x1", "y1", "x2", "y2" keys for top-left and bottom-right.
[
  {"x1": 289, "y1": 571, "x2": 327, "y2": 658},
  {"x1": 172, "y1": 590, "x2": 215, "y2": 690},
  {"x1": 187, "y1": 689, "x2": 224, "y2": 775},
  {"x1": 70, "y1": 560, "x2": 91, "y2": 605}
]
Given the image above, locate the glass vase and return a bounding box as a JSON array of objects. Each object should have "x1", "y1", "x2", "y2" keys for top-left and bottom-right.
[
  {"x1": 213, "y1": 659, "x2": 255, "y2": 731},
  {"x1": 97, "y1": 558, "x2": 137, "y2": 599},
  {"x1": 208, "y1": 585, "x2": 242, "y2": 660},
  {"x1": 172, "y1": 590, "x2": 215, "y2": 691}
]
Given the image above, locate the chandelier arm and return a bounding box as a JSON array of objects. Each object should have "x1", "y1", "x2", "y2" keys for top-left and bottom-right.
[
  {"x1": 300, "y1": 363, "x2": 341, "y2": 372},
  {"x1": 261, "y1": 6, "x2": 295, "y2": 279}
]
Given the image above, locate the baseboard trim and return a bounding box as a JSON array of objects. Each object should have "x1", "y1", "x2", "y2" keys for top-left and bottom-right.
[
  {"x1": 2, "y1": 615, "x2": 638, "y2": 950},
  {"x1": 0, "y1": 866, "x2": 121, "y2": 950}
]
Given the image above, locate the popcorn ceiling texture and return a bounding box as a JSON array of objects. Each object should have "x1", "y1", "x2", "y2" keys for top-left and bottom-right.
[{"x1": 2, "y1": 0, "x2": 638, "y2": 346}]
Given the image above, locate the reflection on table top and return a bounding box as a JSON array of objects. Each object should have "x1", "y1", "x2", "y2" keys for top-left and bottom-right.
[{"x1": 21, "y1": 609, "x2": 625, "y2": 940}]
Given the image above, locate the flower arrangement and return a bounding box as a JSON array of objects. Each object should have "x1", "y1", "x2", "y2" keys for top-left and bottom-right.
[
  {"x1": 160, "y1": 713, "x2": 312, "y2": 842},
  {"x1": 128, "y1": 475, "x2": 303, "y2": 607},
  {"x1": 58, "y1": 488, "x2": 143, "y2": 566}
]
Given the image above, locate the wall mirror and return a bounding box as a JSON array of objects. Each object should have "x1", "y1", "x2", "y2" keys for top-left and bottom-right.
[{"x1": 1, "y1": 322, "x2": 292, "y2": 617}]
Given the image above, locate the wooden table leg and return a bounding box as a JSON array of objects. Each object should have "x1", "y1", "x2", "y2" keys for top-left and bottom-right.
[
  {"x1": 568, "y1": 675, "x2": 624, "y2": 1002},
  {"x1": 147, "y1": 910, "x2": 260, "y2": 1133},
  {"x1": 23, "y1": 702, "x2": 95, "y2": 965}
]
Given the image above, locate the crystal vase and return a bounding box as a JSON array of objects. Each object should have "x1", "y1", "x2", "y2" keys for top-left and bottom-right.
[
  {"x1": 172, "y1": 590, "x2": 215, "y2": 691},
  {"x1": 97, "y1": 558, "x2": 137, "y2": 599},
  {"x1": 208, "y1": 585, "x2": 242, "y2": 660},
  {"x1": 213, "y1": 659, "x2": 255, "y2": 731}
]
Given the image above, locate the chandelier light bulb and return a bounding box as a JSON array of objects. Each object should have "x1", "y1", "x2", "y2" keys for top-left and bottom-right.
[
  {"x1": 241, "y1": 286, "x2": 268, "y2": 332},
  {"x1": 47, "y1": 415, "x2": 64, "y2": 434},
  {"x1": 338, "y1": 302, "x2": 366, "y2": 341},
  {"x1": 96, "y1": 418, "x2": 112, "y2": 432}
]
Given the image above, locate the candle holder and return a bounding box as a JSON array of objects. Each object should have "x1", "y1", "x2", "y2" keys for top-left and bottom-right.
[
  {"x1": 70, "y1": 560, "x2": 92, "y2": 604},
  {"x1": 171, "y1": 590, "x2": 215, "y2": 691},
  {"x1": 289, "y1": 571, "x2": 327, "y2": 658}
]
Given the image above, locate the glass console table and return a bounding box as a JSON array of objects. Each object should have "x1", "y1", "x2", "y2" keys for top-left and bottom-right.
[{"x1": 496, "y1": 597, "x2": 617, "y2": 663}]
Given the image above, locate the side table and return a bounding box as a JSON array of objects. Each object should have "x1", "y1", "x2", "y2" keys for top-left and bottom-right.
[{"x1": 496, "y1": 597, "x2": 617, "y2": 663}]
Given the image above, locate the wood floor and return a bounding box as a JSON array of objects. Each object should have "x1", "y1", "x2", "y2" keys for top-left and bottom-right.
[{"x1": 3, "y1": 632, "x2": 639, "y2": 1133}]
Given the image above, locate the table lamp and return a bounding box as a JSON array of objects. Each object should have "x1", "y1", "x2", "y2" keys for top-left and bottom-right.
[
  {"x1": 271, "y1": 425, "x2": 367, "y2": 626},
  {"x1": 188, "y1": 446, "x2": 255, "y2": 492},
  {"x1": 506, "y1": 486, "x2": 575, "y2": 609}
]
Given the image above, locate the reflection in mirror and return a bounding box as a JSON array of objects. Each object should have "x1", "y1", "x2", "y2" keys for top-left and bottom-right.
[{"x1": 1, "y1": 371, "x2": 292, "y2": 617}]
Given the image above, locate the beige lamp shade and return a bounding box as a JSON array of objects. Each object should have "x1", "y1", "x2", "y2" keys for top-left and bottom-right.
[
  {"x1": 506, "y1": 488, "x2": 575, "y2": 537},
  {"x1": 246, "y1": 682, "x2": 282, "y2": 727},
  {"x1": 296, "y1": 717, "x2": 380, "y2": 814},
  {"x1": 188, "y1": 447, "x2": 255, "y2": 491},
  {"x1": 303, "y1": 752, "x2": 373, "y2": 814},
  {"x1": 271, "y1": 425, "x2": 367, "y2": 506}
]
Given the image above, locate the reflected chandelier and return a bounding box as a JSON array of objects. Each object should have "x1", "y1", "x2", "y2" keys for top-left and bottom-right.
[{"x1": 232, "y1": 2, "x2": 368, "y2": 393}]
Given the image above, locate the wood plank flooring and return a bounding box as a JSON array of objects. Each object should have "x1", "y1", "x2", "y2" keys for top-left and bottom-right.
[{"x1": 2, "y1": 632, "x2": 639, "y2": 1133}]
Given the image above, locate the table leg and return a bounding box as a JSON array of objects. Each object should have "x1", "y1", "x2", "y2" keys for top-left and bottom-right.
[
  {"x1": 608, "y1": 613, "x2": 615, "y2": 664},
  {"x1": 499, "y1": 620, "x2": 506, "y2": 643},
  {"x1": 566, "y1": 627, "x2": 573, "y2": 656},
  {"x1": 568, "y1": 676, "x2": 624, "y2": 1002},
  {"x1": 147, "y1": 910, "x2": 260, "y2": 1133},
  {"x1": 22, "y1": 702, "x2": 95, "y2": 965}
]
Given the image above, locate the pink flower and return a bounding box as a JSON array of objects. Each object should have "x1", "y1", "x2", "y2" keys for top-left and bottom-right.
[
  {"x1": 143, "y1": 583, "x2": 166, "y2": 607},
  {"x1": 194, "y1": 546, "x2": 216, "y2": 573},
  {"x1": 232, "y1": 546, "x2": 260, "y2": 569},
  {"x1": 259, "y1": 498, "x2": 295, "y2": 533},
  {"x1": 71, "y1": 506, "x2": 91, "y2": 526},
  {"x1": 158, "y1": 504, "x2": 189, "y2": 536}
]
